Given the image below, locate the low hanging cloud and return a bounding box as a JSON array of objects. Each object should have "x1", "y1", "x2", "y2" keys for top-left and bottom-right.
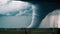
[{"x1": 0, "y1": 1, "x2": 33, "y2": 16}]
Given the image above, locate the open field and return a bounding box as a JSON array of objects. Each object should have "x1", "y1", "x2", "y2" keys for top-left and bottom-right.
[{"x1": 0, "y1": 28, "x2": 58, "y2": 34}]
